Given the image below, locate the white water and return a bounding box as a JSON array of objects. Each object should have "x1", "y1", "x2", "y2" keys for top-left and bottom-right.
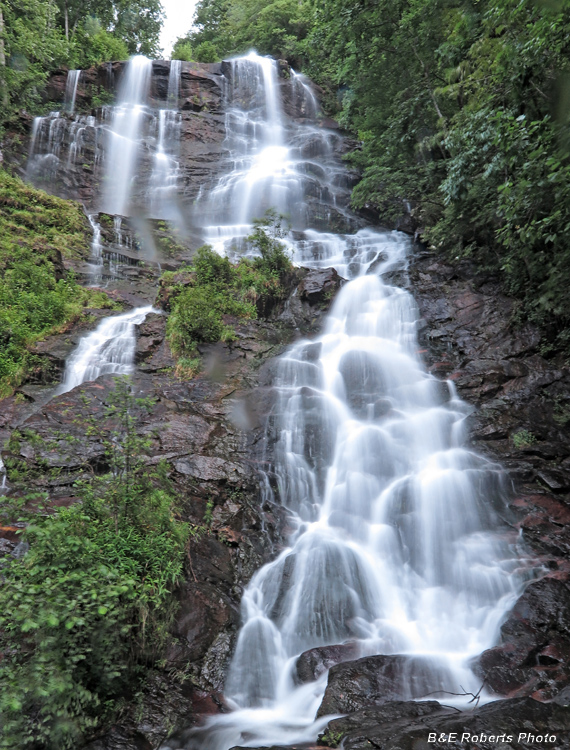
[
  {"x1": 163, "y1": 54, "x2": 529, "y2": 750},
  {"x1": 200, "y1": 53, "x2": 356, "y2": 257},
  {"x1": 168, "y1": 59, "x2": 182, "y2": 109},
  {"x1": 59, "y1": 306, "x2": 155, "y2": 393},
  {"x1": 64, "y1": 69, "x2": 81, "y2": 114},
  {"x1": 103, "y1": 56, "x2": 152, "y2": 216}
]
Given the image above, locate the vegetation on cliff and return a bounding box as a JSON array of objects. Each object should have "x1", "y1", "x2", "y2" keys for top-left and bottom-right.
[
  {"x1": 0, "y1": 0, "x2": 162, "y2": 125},
  {"x1": 0, "y1": 378, "x2": 189, "y2": 750},
  {"x1": 188, "y1": 0, "x2": 570, "y2": 351},
  {"x1": 161, "y1": 212, "x2": 293, "y2": 374},
  {"x1": 0, "y1": 169, "x2": 116, "y2": 396}
]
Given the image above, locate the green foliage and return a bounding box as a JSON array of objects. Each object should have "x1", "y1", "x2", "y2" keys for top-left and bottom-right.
[
  {"x1": 186, "y1": 0, "x2": 313, "y2": 64},
  {"x1": 0, "y1": 0, "x2": 69, "y2": 121},
  {"x1": 512, "y1": 429, "x2": 537, "y2": 449},
  {"x1": 319, "y1": 727, "x2": 344, "y2": 747},
  {"x1": 171, "y1": 39, "x2": 194, "y2": 61},
  {"x1": 68, "y1": 23, "x2": 129, "y2": 68},
  {"x1": 164, "y1": 212, "x2": 292, "y2": 364},
  {"x1": 54, "y1": 0, "x2": 164, "y2": 56},
  {"x1": 0, "y1": 378, "x2": 189, "y2": 749},
  {"x1": 0, "y1": 169, "x2": 116, "y2": 396},
  {"x1": 194, "y1": 40, "x2": 220, "y2": 62}
]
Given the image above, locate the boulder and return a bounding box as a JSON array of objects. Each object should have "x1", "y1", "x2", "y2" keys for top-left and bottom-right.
[
  {"x1": 317, "y1": 697, "x2": 570, "y2": 750},
  {"x1": 298, "y1": 268, "x2": 342, "y2": 306},
  {"x1": 316, "y1": 654, "x2": 457, "y2": 717},
  {"x1": 295, "y1": 643, "x2": 359, "y2": 684},
  {"x1": 475, "y1": 575, "x2": 570, "y2": 700}
]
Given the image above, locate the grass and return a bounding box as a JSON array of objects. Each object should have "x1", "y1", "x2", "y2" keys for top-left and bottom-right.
[{"x1": 0, "y1": 169, "x2": 117, "y2": 396}]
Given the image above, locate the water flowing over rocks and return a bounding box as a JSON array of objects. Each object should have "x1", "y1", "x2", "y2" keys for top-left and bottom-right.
[{"x1": 2, "y1": 53, "x2": 570, "y2": 750}]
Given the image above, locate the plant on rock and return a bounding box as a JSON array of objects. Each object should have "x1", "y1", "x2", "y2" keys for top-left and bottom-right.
[
  {"x1": 0, "y1": 378, "x2": 189, "y2": 750},
  {"x1": 164, "y1": 210, "x2": 293, "y2": 365}
]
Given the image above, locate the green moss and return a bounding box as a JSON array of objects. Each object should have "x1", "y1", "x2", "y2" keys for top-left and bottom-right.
[{"x1": 0, "y1": 169, "x2": 115, "y2": 397}]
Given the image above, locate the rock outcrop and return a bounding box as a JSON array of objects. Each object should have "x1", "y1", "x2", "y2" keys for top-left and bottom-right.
[{"x1": 0, "y1": 262, "x2": 341, "y2": 749}]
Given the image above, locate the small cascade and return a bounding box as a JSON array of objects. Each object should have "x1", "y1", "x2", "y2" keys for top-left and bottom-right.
[
  {"x1": 290, "y1": 69, "x2": 319, "y2": 119},
  {"x1": 67, "y1": 115, "x2": 96, "y2": 167},
  {"x1": 64, "y1": 69, "x2": 81, "y2": 113},
  {"x1": 0, "y1": 456, "x2": 8, "y2": 496},
  {"x1": 59, "y1": 306, "x2": 155, "y2": 393},
  {"x1": 26, "y1": 112, "x2": 68, "y2": 182},
  {"x1": 148, "y1": 107, "x2": 181, "y2": 217},
  {"x1": 87, "y1": 214, "x2": 104, "y2": 284},
  {"x1": 103, "y1": 56, "x2": 152, "y2": 216},
  {"x1": 167, "y1": 59, "x2": 182, "y2": 108},
  {"x1": 26, "y1": 109, "x2": 99, "y2": 186}
]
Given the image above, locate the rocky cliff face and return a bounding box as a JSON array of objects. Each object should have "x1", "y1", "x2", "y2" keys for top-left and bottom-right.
[
  {"x1": 2, "y1": 59, "x2": 570, "y2": 750},
  {"x1": 5, "y1": 60, "x2": 355, "y2": 232}
]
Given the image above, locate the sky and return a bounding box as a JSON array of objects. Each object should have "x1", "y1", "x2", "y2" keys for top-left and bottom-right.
[{"x1": 160, "y1": 0, "x2": 198, "y2": 57}]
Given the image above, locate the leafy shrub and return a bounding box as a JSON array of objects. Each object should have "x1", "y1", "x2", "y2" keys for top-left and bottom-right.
[
  {"x1": 194, "y1": 41, "x2": 220, "y2": 62},
  {"x1": 164, "y1": 212, "x2": 293, "y2": 363},
  {"x1": 0, "y1": 378, "x2": 189, "y2": 749},
  {"x1": 512, "y1": 429, "x2": 537, "y2": 449}
]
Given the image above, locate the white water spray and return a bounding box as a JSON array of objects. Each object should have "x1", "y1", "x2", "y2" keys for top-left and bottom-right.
[
  {"x1": 103, "y1": 56, "x2": 152, "y2": 216},
  {"x1": 164, "y1": 54, "x2": 529, "y2": 750},
  {"x1": 64, "y1": 69, "x2": 81, "y2": 114},
  {"x1": 59, "y1": 306, "x2": 155, "y2": 393}
]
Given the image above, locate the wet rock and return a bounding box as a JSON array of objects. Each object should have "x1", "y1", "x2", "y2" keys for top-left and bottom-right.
[
  {"x1": 135, "y1": 313, "x2": 176, "y2": 372},
  {"x1": 316, "y1": 697, "x2": 570, "y2": 750},
  {"x1": 297, "y1": 268, "x2": 342, "y2": 306},
  {"x1": 475, "y1": 575, "x2": 570, "y2": 700},
  {"x1": 295, "y1": 643, "x2": 359, "y2": 684},
  {"x1": 316, "y1": 655, "x2": 456, "y2": 717}
]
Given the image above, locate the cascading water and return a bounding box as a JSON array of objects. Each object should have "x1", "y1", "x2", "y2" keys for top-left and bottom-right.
[
  {"x1": 103, "y1": 56, "x2": 152, "y2": 216},
  {"x1": 168, "y1": 59, "x2": 182, "y2": 108},
  {"x1": 59, "y1": 306, "x2": 155, "y2": 394},
  {"x1": 200, "y1": 53, "x2": 357, "y2": 258},
  {"x1": 64, "y1": 69, "x2": 81, "y2": 114},
  {"x1": 164, "y1": 54, "x2": 530, "y2": 750}
]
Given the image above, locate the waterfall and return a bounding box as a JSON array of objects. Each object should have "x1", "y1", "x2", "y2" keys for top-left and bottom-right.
[
  {"x1": 103, "y1": 56, "x2": 152, "y2": 216},
  {"x1": 290, "y1": 69, "x2": 319, "y2": 119},
  {"x1": 87, "y1": 214, "x2": 104, "y2": 284},
  {"x1": 168, "y1": 59, "x2": 182, "y2": 109},
  {"x1": 59, "y1": 306, "x2": 155, "y2": 394},
  {"x1": 200, "y1": 53, "x2": 357, "y2": 257},
  {"x1": 149, "y1": 108, "x2": 182, "y2": 217},
  {"x1": 164, "y1": 54, "x2": 528, "y2": 750},
  {"x1": 64, "y1": 69, "x2": 81, "y2": 113}
]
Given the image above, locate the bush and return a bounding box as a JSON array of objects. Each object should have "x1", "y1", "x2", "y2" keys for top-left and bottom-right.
[
  {"x1": 193, "y1": 41, "x2": 220, "y2": 62},
  {"x1": 0, "y1": 379, "x2": 189, "y2": 749},
  {"x1": 69, "y1": 24, "x2": 129, "y2": 68},
  {"x1": 164, "y1": 214, "x2": 293, "y2": 364}
]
